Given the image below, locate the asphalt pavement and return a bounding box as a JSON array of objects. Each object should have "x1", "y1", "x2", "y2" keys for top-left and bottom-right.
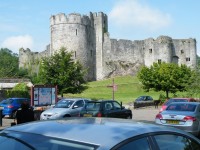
[{"x1": 0, "y1": 105, "x2": 160, "y2": 130}]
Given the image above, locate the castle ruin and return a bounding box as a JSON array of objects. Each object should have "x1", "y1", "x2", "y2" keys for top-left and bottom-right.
[{"x1": 19, "y1": 12, "x2": 197, "y2": 81}]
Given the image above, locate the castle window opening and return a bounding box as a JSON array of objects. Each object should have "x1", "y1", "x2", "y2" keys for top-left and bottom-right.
[
  {"x1": 91, "y1": 50, "x2": 93, "y2": 57},
  {"x1": 181, "y1": 50, "x2": 184, "y2": 54},
  {"x1": 158, "y1": 59, "x2": 161, "y2": 64},
  {"x1": 186, "y1": 57, "x2": 190, "y2": 61},
  {"x1": 76, "y1": 29, "x2": 77, "y2": 35},
  {"x1": 149, "y1": 49, "x2": 152, "y2": 53}
]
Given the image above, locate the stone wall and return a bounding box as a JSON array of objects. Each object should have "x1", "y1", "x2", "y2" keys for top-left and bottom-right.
[{"x1": 18, "y1": 11, "x2": 197, "y2": 81}]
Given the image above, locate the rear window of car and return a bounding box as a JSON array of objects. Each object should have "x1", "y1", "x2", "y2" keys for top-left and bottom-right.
[
  {"x1": 2, "y1": 99, "x2": 13, "y2": 104},
  {"x1": 165, "y1": 99, "x2": 188, "y2": 105},
  {"x1": 166, "y1": 103, "x2": 197, "y2": 112},
  {"x1": 85, "y1": 102, "x2": 101, "y2": 111}
]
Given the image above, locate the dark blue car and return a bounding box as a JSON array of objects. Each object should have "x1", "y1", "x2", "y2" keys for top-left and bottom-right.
[{"x1": 0, "y1": 98, "x2": 30, "y2": 118}]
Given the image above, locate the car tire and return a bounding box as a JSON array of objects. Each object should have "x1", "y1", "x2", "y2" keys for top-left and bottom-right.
[
  {"x1": 9, "y1": 111, "x2": 16, "y2": 119},
  {"x1": 127, "y1": 115, "x2": 132, "y2": 119},
  {"x1": 63, "y1": 114, "x2": 71, "y2": 118}
]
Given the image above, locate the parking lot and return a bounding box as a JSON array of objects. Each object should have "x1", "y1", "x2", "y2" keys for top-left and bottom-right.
[{"x1": 0, "y1": 105, "x2": 160, "y2": 130}]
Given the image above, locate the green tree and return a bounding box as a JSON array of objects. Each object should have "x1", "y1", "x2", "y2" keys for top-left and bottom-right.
[
  {"x1": 0, "y1": 48, "x2": 19, "y2": 77},
  {"x1": 137, "y1": 62, "x2": 194, "y2": 98},
  {"x1": 38, "y1": 47, "x2": 87, "y2": 96}
]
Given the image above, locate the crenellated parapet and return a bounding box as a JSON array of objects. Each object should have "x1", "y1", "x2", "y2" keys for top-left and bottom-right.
[
  {"x1": 50, "y1": 13, "x2": 94, "y2": 27},
  {"x1": 18, "y1": 11, "x2": 197, "y2": 81}
]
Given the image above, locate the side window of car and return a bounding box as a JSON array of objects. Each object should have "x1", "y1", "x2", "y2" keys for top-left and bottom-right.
[
  {"x1": 113, "y1": 101, "x2": 121, "y2": 109},
  {"x1": 117, "y1": 137, "x2": 150, "y2": 150},
  {"x1": 105, "y1": 102, "x2": 113, "y2": 110},
  {"x1": 154, "y1": 134, "x2": 200, "y2": 150},
  {"x1": 0, "y1": 135, "x2": 32, "y2": 150},
  {"x1": 74, "y1": 100, "x2": 84, "y2": 108}
]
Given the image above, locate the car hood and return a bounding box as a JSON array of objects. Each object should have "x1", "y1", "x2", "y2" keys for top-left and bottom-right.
[{"x1": 42, "y1": 108, "x2": 70, "y2": 114}]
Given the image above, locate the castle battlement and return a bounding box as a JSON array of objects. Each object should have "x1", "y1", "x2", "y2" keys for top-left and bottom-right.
[
  {"x1": 19, "y1": 11, "x2": 197, "y2": 81},
  {"x1": 50, "y1": 13, "x2": 93, "y2": 26}
]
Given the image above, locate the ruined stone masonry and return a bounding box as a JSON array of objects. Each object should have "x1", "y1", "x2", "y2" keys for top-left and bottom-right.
[{"x1": 19, "y1": 12, "x2": 197, "y2": 81}]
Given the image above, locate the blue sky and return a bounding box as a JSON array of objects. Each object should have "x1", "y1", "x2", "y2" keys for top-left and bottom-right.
[{"x1": 1, "y1": 0, "x2": 200, "y2": 55}]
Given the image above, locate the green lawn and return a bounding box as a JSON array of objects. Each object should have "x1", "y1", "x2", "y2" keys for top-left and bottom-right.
[{"x1": 64, "y1": 75, "x2": 189, "y2": 104}]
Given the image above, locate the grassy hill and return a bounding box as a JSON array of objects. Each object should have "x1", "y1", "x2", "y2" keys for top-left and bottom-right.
[{"x1": 64, "y1": 75, "x2": 170, "y2": 104}]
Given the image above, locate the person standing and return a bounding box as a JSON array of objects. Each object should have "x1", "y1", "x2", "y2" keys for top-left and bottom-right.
[{"x1": 15, "y1": 101, "x2": 34, "y2": 124}]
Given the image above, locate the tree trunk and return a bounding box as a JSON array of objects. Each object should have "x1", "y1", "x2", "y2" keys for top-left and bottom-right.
[{"x1": 166, "y1": 90, "x2": 169, "y2": 98}]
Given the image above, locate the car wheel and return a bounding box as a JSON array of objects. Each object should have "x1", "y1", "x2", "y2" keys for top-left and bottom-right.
[
  {"x1": 63, "y1": 114, "x2": 71, "y2": 118},
  {"x1": 127, "y1": 115, "x2": 132, "y2": 119},
  {"x1": 9, "y1": 111, "x2": 16, "y2": 119}
]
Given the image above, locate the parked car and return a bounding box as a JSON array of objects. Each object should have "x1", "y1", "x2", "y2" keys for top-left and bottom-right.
[
  {"x1": 0, "y1": 98, "x2": 30, "y2": 118},
  {"x1": 134, "y1": 96, "x2": 154, "y2": 108},
  {"x1": 40, "y1": 98, "x2": 90, "y2": 120},
  {"x1": 80, "y1": 100, "x2": 132, "y2": 119},
  {"x1": 1, "y1": 117, "x2": 200, "y2": 149},
  {"x1": 159, "y1": 97, "x2": 196, "y2": 113},
  {"x1": 155, "y1": 102, "x2": 200, "y2": 137}
]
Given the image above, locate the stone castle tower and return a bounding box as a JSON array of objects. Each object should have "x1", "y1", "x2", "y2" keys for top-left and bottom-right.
[{"x1": 19, "y1": 12, "x2": 197, "y2": 81}]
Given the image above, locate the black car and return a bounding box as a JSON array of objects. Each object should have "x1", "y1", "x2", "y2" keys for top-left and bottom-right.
[{"x1": 80, "y1": 100, "x2": 132, "y2": 119}]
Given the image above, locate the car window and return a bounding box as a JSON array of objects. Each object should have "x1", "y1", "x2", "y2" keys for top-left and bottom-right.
[
  {"x1": 74, "y1": 100, "x2": 84, "y2": 108},
  {"x1": 154, "y1": 134, "x2": 200, "y2": 150},
  {"x1": 113, "y1": 101, "x2": 121, "y2": 109},
  {"x1": 85, "y1": 102, "x2": 101, "y2": 110},
  {"x1": 0, "y1": 132, "x2": 98, "y2": 150},
  {"x1": 147, "y1": 96, "x2": 153, "y2": 101},
  {"x1": 166, "y1": 99, "x2": 188, "y2": 105},
  {"x1": 0, "y1": 135, "x2": 32, "y2": 150},
  {"x1": 105, "y1": 102, "x2": 113, "y2": 110},
  {"x1": 117, "y1": 137, "x2": 150, "y2": 150},
  {"x1": 166, "y1": 103, "x2": 196, "y2": 111}
]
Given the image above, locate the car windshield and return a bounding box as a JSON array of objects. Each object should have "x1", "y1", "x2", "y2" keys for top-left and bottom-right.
[
  {"x1": 136, "y1": 96, "x2": 145, "y2": 101},
  {"x1": 166, "y1": 103, "x2": 196, "y2": 112},
  {"x1": 165, "y1": 99, "x2": 188, "y2": 105},
  {"x1": 54, "y1": 100, "x2": 74, "y2": 108},
  {"x1": 85, "y1": 102, "x2": 101, "y2": 111}
]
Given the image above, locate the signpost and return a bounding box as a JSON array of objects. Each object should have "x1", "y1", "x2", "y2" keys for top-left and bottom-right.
[{"x1": 107, "y1": 78, "x2": 117, "y2": 100}]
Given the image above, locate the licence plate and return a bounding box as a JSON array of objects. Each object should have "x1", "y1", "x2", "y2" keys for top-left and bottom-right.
[
  {"x1": 166, "y1": 120, "x2": 179, "y2": 124},
  {"x1": 83, "y1": 114, "x2": 92, "y2": 117}
]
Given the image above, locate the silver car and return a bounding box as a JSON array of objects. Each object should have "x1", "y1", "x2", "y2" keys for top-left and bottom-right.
[
  {"x1": 1, "y1": 117, "x2": 200, "y2": 149},
  {"x1": 155, "y1": 102, "x2": 200, "y2": 136},
  {"x1": 40, "y1": 98, "x2": 90, "y2": 120}
]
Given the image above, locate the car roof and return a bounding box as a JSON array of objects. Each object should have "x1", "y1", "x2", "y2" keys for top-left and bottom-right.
[
  {"x1": 169, "y1": 102, "x2": 200, "y2": 105},
  {"x1": 60, "y1": 98, "x2": 90, "y2": 101},
  {"x1": 2, "y1": 118, "x2": 195, "y2": 149},
  {"x1": 168, "y1": 98, "x2": 194, "y2": 100}
]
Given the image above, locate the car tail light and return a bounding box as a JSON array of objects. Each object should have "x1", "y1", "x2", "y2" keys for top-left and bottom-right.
[
  {"x1": 7, "y1": 105, "x2": 14, "y2": 108},
  {"x1": 97, "y1": 112, "x2": 102, "y2": 117},
  {"x1": 156, "y1": 113, "x2": 163, "y2": 119},
  {"x1": 183, "y1": 116, "x2": 196, "y2": 121},
  {"x1": 159, "y1": 108, "x2": 163, "y2": 113}
]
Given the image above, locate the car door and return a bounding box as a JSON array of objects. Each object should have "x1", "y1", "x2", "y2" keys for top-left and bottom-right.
[
  {"x1": 104, "y1": 101, "x2": 127, "y2": 118},
  {"x1": 103, "y1": 101, "x2": 117, "y2": 118},
  {"x1": 112, "y1": 101, "x2": 129, "y2": 118},
  {"x1": 70, "y1": 100, "x2": 85, "y2": 117}
]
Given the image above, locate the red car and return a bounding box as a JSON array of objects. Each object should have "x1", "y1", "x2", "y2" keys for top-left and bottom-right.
[{"x1": 159, "y1": 98, "x2": 196, "y2": 113}]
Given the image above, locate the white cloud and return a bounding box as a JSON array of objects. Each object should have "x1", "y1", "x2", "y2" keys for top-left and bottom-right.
[
  {"x1": 109, "y1": 0, "x2": 172, "y2": 31},
  {"x1": 1, "y1": 35, "x2": 33, "y2": 54}
]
